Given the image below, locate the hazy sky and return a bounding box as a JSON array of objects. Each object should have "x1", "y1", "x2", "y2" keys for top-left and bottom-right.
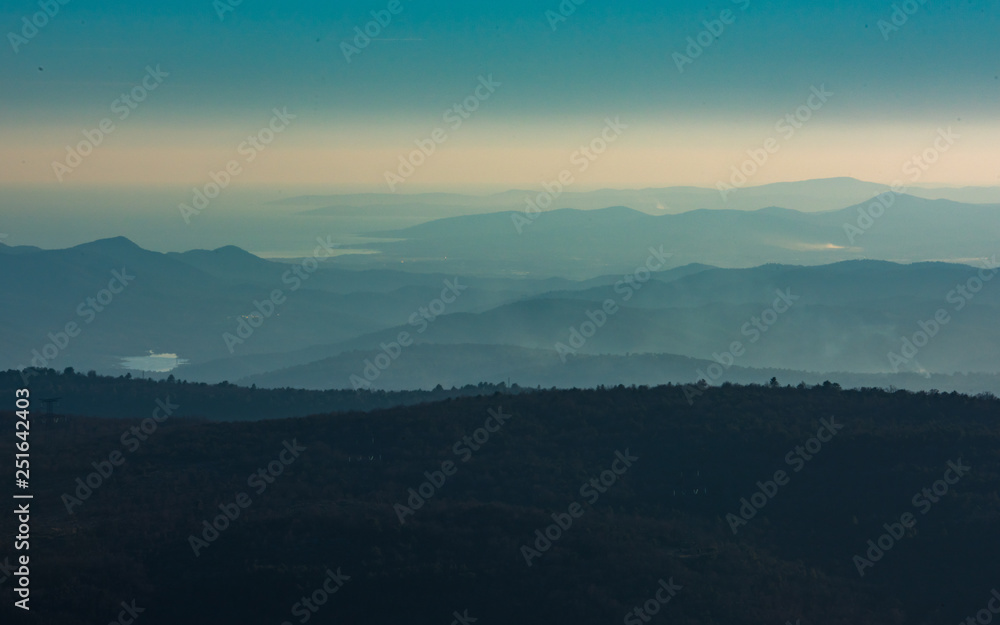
[{"x1": 1, "y1": 0, "x2": 998, "y2": 191}]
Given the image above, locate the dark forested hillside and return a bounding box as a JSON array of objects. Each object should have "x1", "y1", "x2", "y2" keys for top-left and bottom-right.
[
  {"x1": 0, "y1": 368, "x2": 525, "y2": 421},
  {"x1": 1, "y1": 382, "x2": 998, "y2": 624}
]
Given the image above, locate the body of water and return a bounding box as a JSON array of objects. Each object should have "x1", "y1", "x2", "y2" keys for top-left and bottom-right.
[{"x1": 120, "y1": 353, "x2": 189, "y2": 373}]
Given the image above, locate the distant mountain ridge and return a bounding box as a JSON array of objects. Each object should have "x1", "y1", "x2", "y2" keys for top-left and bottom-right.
[
  {"x1": 7, "y1": 215, "x2": 1000, "y2": 391},
  {"x1": 239, "y1": 342, "x2": 1000, "y2": 397},
  {"x1": 0, "y1": 241, "x2": 43, "y2": 255},
  {"x1": 278, "y1": 177, "x2": 1000, "y2": 216},
  {"x1": 330, "y1": 195, "x2": 1000, "y2": 277}
]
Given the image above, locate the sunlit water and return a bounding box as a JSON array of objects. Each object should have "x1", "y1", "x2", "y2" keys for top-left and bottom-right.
[{"x1": 120, "y1": 353, "x2": 189, "y2": 373}]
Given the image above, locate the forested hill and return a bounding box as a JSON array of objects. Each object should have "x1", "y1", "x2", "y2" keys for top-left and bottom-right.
[
  {"x1": 1, "y1": 383, "x2": 999, "y2": 624},
  {"x1": 0, "y1": 368, "x2": 526, "y2": 421}
]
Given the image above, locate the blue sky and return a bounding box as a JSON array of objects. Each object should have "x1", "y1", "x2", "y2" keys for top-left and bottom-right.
[{"x1": 1, "y1": 0, "x2": 998, "y2": 188}]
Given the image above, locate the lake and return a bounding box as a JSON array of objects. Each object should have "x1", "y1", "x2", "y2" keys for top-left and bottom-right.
[{"x1": 120, "y1": 353, "x2": 189, "y2": 373}]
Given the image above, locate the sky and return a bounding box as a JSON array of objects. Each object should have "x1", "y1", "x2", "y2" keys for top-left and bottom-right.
[{"x1": 0, "y1": 0, "x2": 998, "y2": 193}]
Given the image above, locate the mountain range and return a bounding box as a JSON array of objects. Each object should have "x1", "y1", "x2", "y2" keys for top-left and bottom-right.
[
  {"x1": 4, "y1": 190, "x2": 1000, "y2": 395},
  {"x1": 324, "y1": 194, "x2": 1000, "y2": 277}
]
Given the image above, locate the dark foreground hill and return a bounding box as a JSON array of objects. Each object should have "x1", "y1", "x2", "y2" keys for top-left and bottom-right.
[{"x1": 1, "y1": 384, "x2": 998, "y2": 624}]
